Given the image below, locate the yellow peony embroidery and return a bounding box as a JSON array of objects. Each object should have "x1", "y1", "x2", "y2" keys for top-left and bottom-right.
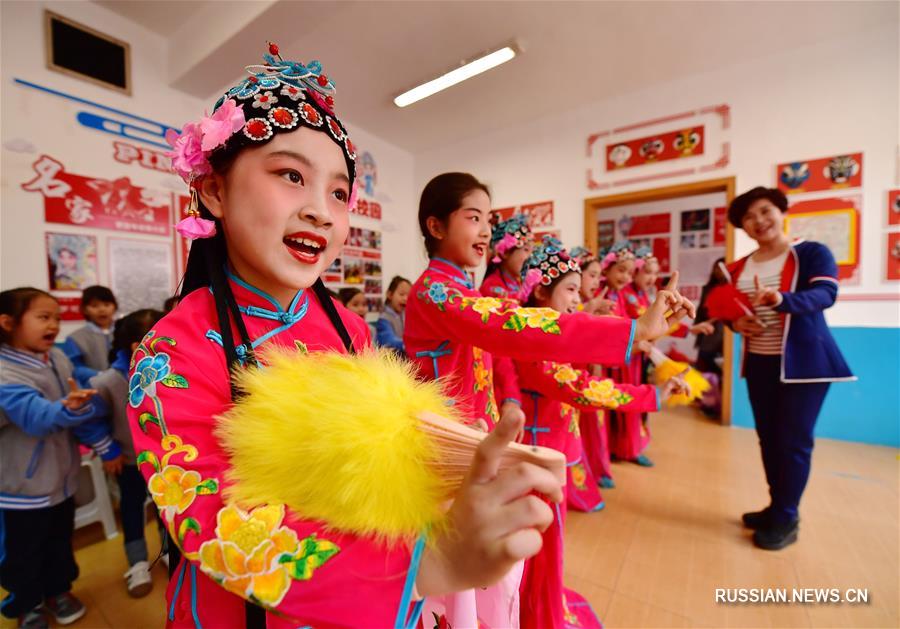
[
  {"x1": 470, "y1": 297, "x2": 504, "y2": 322},
  {"x1": 570, "y1": 462, "x2": 587, "y2": 490},
  {"x1": 472, "y1": 348, "x2": 491, "y2": 392},
  {"x1": 582, "y1": 379, "x2": 618, "y2": 407},
  {"x1": 199, "y1": 504, "x2": 302, "y2": 607},
  {"x1": 148, "y1": 465, "x2": 202, "y2": 520},
  {"x1": 552, "y1": 363, "x2": 578, "y2": 385},
  {"x1": 518, "y1": 307, "x2": 559, "y2": 328}
]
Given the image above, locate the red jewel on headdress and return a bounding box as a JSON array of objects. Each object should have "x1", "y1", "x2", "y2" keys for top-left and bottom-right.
[
  {"x1": 317, "y1": 75, "x2": 328, "y2": 86},
  {"x1": 248, "y1": 76, "x2": 258, "y2": 83},
  {"x1": 244, "y1": 118, "x2": 272, "y2": 140},
  {"x1": 268, "y1": 42, "x2": 279, "y2": 56},
  {"x1": 325, "y1": 95, "x2": 334, "y2": 108},
  {"x1": 270, "y1": 107, "x2": 296, "y2": 128},
  {"x1": 301, "y1": 102, "x2": 322, "y2": 125}
]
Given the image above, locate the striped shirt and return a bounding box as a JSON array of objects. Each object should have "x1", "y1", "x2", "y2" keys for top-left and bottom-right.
[{"x1": 737, "y1": 251, "x2": 788, "y2": 355}]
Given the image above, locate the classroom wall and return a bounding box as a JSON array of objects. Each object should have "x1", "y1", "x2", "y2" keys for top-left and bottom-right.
[
  {"x1": 412, "y1": 18, "x2": 900, "y2": 446},
  {"x1": 0, "y1": 0, "x2": 419, "y2": 335}
]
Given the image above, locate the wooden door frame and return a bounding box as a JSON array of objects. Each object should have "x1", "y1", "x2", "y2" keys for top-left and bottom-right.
[{"x1": 584, "y1": 177, "x2": 737, "y2": 425}]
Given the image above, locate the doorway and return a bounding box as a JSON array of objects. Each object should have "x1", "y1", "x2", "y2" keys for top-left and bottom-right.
[{"x1": 584, "y1": 177, "x2": 736, "y2": 424}]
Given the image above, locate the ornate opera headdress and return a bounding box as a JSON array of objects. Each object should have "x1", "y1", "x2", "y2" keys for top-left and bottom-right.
[
  {"x1": 490, "y1": 214, "x2": 531, "y2": 263},
  {"x1": 569, "y1": 246, "x2": 597, "y2": 268},
  {"x1": 599, "y1": 240, "x2": 636, "y2": 270},
  {"x1": 165, "y1": 42, "x2": 358, "y2": 240},
  {"x1": 520, "y1": 235, "x2": 581, "y2": 299},
  {"x1": 633, "y1": 245, "x2": 657, "y2": 270}
]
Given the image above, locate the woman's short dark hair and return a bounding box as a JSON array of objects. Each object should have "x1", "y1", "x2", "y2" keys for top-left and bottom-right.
[
  {"x1": 728, "y1": 186, "x2": 788, "y2": 228},
  {"x1": 418, "y1": 173, "x2": 490, "y2": 256}
]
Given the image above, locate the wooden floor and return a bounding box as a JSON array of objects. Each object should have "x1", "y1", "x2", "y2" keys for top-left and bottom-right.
[{"x1": 2, "y1": 407, "x2": 897, "y2": 628}]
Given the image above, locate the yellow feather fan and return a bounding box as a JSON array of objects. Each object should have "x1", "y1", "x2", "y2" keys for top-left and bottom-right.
[
  {"x1": 647, "y1": 346, "x2": 711, "y2": 407},
  {"x1": 215, "y1": 348, "x2": 564, "y2": 545}
]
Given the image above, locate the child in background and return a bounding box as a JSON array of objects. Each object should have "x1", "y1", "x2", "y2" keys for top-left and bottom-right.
[
  {"x1": 375, "y1": 275, "x2": 411, "y2": 352},
  {"x1": 515, "y1": 239, "x2": 687, "y2": 629},
  {"x1": 597, "y1": 242, "x2": 657, "y2": 466},
  {"x1": 570, "y1": 246, "x2": 615, "y2": 316},
  {"x1": 0, "y1": 287, "x2": 122, "y2": 629},
  {"x1": 481, "y1": 213, "x2": 533, "y2": 300},
  {"x1": 406, "y1": 173, "x2": 695, "y2": 628},
  {"x1": 90, "y1": 309, "x2": 166, "y2": 598},
  {"x1": 337, "y1": 287, "x2": 368, "y2": 318},
  {"x1": 62, "y1": 285, "x2": 118, "y2": 385}
]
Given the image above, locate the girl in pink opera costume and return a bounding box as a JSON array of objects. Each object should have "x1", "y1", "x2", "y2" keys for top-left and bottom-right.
[
  {"x1": 512, "y1": 238, "x2": 687, "y2": 629},
  {"x1": 128, "y1": 45, "x2": 567, "y2": 629},
  {"x1": 405, "y1": 174, "x2": 695, "y2": 627}
]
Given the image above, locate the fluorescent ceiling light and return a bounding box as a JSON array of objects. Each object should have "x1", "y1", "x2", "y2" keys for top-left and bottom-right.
[{"x1": 394, "y1": 45, "x2": 517, "y2": 108}]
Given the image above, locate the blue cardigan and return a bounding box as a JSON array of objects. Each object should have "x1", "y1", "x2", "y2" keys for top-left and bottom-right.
[{"x1": 727, "y1": 240, "x2": 855, "y2": 383}]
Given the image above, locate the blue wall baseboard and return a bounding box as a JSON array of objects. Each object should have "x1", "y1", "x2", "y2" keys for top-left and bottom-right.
[{"x1": 731, "y1": 327, "x2": 900, "y2": 448}]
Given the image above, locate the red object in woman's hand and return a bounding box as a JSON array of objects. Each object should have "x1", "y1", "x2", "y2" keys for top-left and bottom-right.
[{"x1": 705, "y1": 284, "x2": 754, "y2": 322}]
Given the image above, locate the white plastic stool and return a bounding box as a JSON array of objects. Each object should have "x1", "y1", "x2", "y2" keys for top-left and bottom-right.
[{"x1": 74, "y1": 453, "x2": 119, "y2": 540}]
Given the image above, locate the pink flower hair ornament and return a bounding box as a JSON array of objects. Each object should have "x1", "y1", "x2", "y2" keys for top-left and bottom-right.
[
  {"x1": 165, "y1": 99, "x2": 247, "y2": 184},
  {"x1": 519, "y1": 268, "x2": 543, "y2": 301},
  {"x1": 491, "y1": 234, "x2": 519, "y2": 263}
]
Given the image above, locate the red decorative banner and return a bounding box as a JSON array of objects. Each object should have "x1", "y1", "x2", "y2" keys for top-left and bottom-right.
[
  {"x1": 519, "y1": 201, "x2": 554, "y2": 228},
  {"x1": 627, "y1": 212, "x2": 671, "y2": 236},
  {"x1": 606, "y1": 126, "x2": 704, "y2": 171},
  {"x1": 776, "y1": 153, "x2": 863, "y2": 194},
  {"x1": 22, "y1": 155, "x2": 172, "y2": 236},
  {"x1": 888, "y1": 233, "x2": 900, "y2": 281},
  {"x1": 713, "y1": 206, "x2": 727, "y2": 245},
  {"x1": 888, "y1": 189, "x2": 900, "y2": 227},
  {"x1": 55, "y1": 296, "x2": 83, "y2": 321}
]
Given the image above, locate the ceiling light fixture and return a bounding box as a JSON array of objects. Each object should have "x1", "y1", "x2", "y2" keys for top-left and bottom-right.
[{"x1": 394, "y1": 43, "x2": 519, "y2": 108}]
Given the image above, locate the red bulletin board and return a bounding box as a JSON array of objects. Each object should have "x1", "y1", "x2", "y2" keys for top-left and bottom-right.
[
  {"x1": 776, "y1": 153, "x2": 863, "y2": 195},
  {"x1": 888, "y1": 233, "x2": 900, "y2": 281},
  {"x1": 888, "y1": 189, "x2": 900, "y2": 227},
  {"x1": 785, "y1": 196, "x2": 861, "y2": 283},
  {"x1": 628, "y1": 212, "x2": 671, "y2": 236}
]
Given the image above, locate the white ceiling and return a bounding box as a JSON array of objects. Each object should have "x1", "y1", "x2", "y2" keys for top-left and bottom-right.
[{"x1": 96, "y1": 0, "x2": 896, "y2": 153}]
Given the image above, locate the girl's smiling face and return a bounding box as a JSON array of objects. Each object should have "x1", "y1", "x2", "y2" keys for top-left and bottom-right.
[
  {"x1": 535, "y1": 272, "x2": 582, "y2": 314},
  {"x1": 580, "y1": 260, "x2": 602, "y2": 298},
  {"x1": 427, "y1": 189, "x2": 492, "y2": 269},
  {"x1": 501, "y1": 241, "x2": 534, "y2": 277},
  {"x1": 603, "y1": 259, "x2": 635, "y2": 291},
  {"x1": 199, "y1": 128, "x2": 351, "y2": 307},
  {"x1": 634, "y1": 258, "x2": 660, "y2": 291}
]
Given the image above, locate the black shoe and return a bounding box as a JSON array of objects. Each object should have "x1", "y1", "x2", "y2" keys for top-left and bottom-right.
[
  {"x1": 742, "y1": 507, "x2": 772, "y2": 529},
  {"x1": 43, "y1": 593, "x2": 86, "y2": 626},
  {"x1": 17, "y1": 606, "x2": 49, "y2": 629},
  {"x1": 753, "y1": 519, "x2": 799, "y2": 550}
]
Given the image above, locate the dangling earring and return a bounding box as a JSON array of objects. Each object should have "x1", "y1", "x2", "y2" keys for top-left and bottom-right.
[{"x1": 175, "y1": 179, "x2": 217, "y2": 240}]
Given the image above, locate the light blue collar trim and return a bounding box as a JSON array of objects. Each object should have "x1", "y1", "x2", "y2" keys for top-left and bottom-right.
[{"x1": 431, "y1": 257, "x2": 474, "y2": 289}]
